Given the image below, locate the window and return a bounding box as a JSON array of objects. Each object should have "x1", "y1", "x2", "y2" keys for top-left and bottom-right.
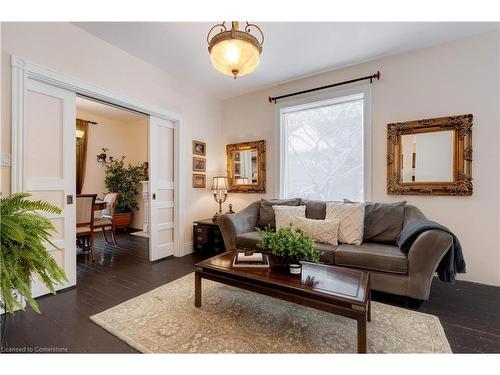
[{"x1": 279, "y1": 89, "x2": 370, "y2": 202}]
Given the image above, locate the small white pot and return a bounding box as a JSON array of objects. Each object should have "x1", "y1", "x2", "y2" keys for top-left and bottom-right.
[{"x1": 289, "y1": 263, "x2": 302, "y2": 275}]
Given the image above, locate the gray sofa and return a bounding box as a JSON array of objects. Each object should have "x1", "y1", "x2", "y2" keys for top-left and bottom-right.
[{"x1": 218, "y1": 199, "x2": 453, "y2": 301}]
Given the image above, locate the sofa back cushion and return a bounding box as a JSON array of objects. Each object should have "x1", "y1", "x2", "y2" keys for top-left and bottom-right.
[
  {"x1": 258, "y1": 198, "x2": 301, "y2": 229},
  {"x1": 301, "y1": 199, "x2": 327, "y2": 220},
  {"x1": 364, "y1": 201, "x2": 406, "y2": 244}
]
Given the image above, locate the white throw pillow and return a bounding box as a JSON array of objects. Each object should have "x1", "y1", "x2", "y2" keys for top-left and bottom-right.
[
  {"x1": 290, "y1": 216, "x2": 340, "y2": 246},
  {"x1": 273, "y1": 205, "x2": 306, "y2": 230},
  {"x1": 325, "y1": 202, "x2": 365, "y2": 245}
]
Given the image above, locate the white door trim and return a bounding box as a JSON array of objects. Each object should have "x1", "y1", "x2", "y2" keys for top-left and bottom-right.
[{"x1": 11, "y1": 55, "x2": 185, "y2": 259}]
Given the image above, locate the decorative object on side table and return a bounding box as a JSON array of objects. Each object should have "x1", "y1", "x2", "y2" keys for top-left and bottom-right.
[
  {"x1": 192, "y1": 174, "x2": 206, "y2": 188},
  {"x1": 211, "y1": 176, "x2": 228, "y2": 221},
  {"x1": 193, "y1": 219, "x2": 224, "y2": 253},
  {"x1": 226, "y1": 203, "x2": 235, "y2": 214},
  {"x1": 257, "y1": 226, "x2": 320, "y2": 275}
]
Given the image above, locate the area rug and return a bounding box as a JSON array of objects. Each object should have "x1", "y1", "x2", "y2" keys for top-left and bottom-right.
[{"x1": 90, "y1": 273, "x2": 451, "y2": 353}]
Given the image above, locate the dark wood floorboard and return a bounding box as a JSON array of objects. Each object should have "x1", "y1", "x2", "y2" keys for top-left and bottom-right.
[{"x1": 3, "y1": 231, "x2": 500, "y2": 353}]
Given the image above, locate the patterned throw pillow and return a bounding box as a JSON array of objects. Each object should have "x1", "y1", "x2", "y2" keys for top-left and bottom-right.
[
  {"x1": 272, "y1": 205, "x2": 306, "y2": 230},
  {"x1": 290, "y1": 216, "x2": 340, "y2": 246},
  {"x1": 325, "y1": 202, "x2": 365, "y2": 245}
]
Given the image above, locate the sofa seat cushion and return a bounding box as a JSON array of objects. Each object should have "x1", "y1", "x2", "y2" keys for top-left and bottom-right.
[
  {"x1": 235, "y1": 231, "x2": 336, "y2": 265},
  {"x1": 334, "y1": 243, "x2": 408, "y2": 274}
]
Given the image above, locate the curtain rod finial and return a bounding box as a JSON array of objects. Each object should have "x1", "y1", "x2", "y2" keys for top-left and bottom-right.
[
  {"x1": 375, "y1": 71, "x2": 381, "y2": 80},
  {"x1": 268, "y1": 96, "x2": 273, "y2": 104}
]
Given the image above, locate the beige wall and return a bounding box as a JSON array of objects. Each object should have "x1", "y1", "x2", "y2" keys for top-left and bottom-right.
[
  {"x1": 221, "y1": 30, "x2": 500, "y2": 286},
  {"x1": 1, "y1": 22, "x2": 224, "y2": 251},
  {"x1": 77, "y1": 110, "x2": 148, "y2": 230}
]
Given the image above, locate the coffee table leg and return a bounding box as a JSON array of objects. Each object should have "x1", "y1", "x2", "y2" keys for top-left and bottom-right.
[
  {"x1": 357, "y1": 315, "x2": 367, "y2": 353},
  {"x1": 195, "y1": 270, "x2": 202, "y2": 308}
]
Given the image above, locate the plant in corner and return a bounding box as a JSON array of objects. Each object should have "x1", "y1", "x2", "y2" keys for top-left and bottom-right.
[
  {"x1": 104, "y1": 156, "x2": 144, "y2": 229},
  {"x1": 0, "y1": 193, "x2": 67, "y2": 346},
  {"x1": 257, "y1": 226, "x2": 320, "y2": 271}
]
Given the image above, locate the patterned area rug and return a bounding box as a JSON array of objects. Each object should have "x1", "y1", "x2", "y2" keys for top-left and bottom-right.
[{"x1": 90, "y1": 273, "x2": 451, "y2": 353}]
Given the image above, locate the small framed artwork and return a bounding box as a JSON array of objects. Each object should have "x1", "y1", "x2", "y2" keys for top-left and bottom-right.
[
  {"x1": 193, "y1": 157, "x2": 206, "y2": 172},
  {"x1": 193, "y1": 140, "x2": 206, "y2": 156},
  {"x1": 234, "y1": 151, "x2": 240, "y2": 161},
  {"x1": 192, "y1": 174, "x2": 206, "y2": 188}
]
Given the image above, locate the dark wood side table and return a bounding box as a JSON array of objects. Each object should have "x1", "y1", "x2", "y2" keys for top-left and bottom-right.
[{"x1": 193, "y1": 219, "x2": 224, "y2": 253}]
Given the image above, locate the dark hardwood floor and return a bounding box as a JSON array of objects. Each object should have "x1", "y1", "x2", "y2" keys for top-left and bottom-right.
[{"x1": 3, "y1": 231, "x2": 500, "y2": 353}]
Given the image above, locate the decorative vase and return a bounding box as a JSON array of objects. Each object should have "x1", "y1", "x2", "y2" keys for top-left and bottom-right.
[
  {"x1": 289, "y1": 263, "x2": 302, "y2": 275},
  {"x1": 113, "y1": 212, "x2": 132, "y2": 229}
]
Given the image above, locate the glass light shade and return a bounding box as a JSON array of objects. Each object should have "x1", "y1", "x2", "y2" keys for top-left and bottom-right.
[
  {"x1": 210, "y1": 39, "x2": 260, "y2": 78},
  {"x1": 212, "y1": 176, "x2": 229, "y2": 191},
  {"x1": 76, "y1": 129, "x2": 85, "y2": 139}
]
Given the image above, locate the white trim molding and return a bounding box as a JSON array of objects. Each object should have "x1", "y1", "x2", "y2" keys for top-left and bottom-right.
[{"x1": 11, "y1": 55, "x2": 185, "y2": 260}]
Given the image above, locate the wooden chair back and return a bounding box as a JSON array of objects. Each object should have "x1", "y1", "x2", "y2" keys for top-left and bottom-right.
[
  {"x1": 76, "y1": 194, "x2": 97, "y2": 227},
  {"x1": 102, "y1": 192, "x2": 119, "y2": 218}
]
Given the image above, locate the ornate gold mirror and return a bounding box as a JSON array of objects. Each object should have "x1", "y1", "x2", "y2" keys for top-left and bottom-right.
[
  {"x1": 387, "y1": 114, "x2": 473, "y2": 196},
  {"x1": 226, "y1": 140, "x2": 266, "y2": 193}
]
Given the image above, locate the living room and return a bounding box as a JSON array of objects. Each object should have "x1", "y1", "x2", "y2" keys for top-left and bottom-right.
[{"x1": 1, "y1": 0, "x2": 499, "y2": 373}]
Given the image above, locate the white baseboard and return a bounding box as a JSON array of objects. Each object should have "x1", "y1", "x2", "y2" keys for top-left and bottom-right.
[{"x1": 183, "y1": 242, "x2": 193, "y2": 256}]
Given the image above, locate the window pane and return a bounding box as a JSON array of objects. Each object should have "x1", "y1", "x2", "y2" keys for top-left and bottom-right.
[{"x1": 284, "y1": 98, "x2": 364, "y2": 201}]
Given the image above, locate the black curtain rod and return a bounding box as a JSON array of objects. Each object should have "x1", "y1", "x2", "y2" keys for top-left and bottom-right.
[{"x1": 268, "y1": 71, "x2": 381, "y2": 104}]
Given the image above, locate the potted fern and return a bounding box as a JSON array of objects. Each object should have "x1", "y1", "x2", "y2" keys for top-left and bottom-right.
[
  {"x1": 257, "y1": 226, "x2": 321, "y2": 274},
  {"x1": 0, "y1": 193, "x2": 67, "y2": 347},
  {"x1": 103, "y1": 156, "x2": 144, "y2": 229}
]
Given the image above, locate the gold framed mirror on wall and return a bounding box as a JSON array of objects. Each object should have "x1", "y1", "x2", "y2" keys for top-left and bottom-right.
[
  {"x1": 226, "y1": 140, "x2": 266, "y2": 193},
  {"x1": 387, "y1": 114, "x2": 473, "y2": 196}
]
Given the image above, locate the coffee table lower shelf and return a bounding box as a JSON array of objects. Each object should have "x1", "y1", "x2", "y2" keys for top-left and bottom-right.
[{"x1": 194, "y1": 260, "x2": 371, "y2": 353}]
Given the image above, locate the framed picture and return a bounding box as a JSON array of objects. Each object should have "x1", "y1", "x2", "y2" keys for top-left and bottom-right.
[
  {"x1": 193, "y1": 140, "x2": 206, "y2": 156},
  {"x1": 192, "y1": 157, "x2": 206, "y2": 172},
  {"x1": 234, "y1": 151, "x2": 240, "y2": 161},
  {"x1": 234, "y1": 162, "x2": 241, "y2": 175},
  {"x1": 192, "y1": 174, "x2": 206, "y2": 188}
]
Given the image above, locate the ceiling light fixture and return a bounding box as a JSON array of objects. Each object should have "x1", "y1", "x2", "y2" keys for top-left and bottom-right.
[{"x1": 207, "y1": 21, "x2": 264, "y2": 79}]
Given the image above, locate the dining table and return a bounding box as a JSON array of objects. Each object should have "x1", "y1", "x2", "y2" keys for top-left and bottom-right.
[{"x1": 94, "y1": 200, "x2": 107, "y2": 211}]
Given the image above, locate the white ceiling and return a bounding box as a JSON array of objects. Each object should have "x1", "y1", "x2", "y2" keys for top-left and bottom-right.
[
  {"x1": 75, "y1": 22, "x2": 499, "y2": 99},
  {"x1": 76, "y1": 96, "x2": 147, "y2": 123}
]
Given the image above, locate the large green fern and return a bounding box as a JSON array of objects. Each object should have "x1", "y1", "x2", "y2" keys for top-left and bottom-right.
[{"x1": 1, "y1": 192, "x2": 67, "y2": 314}]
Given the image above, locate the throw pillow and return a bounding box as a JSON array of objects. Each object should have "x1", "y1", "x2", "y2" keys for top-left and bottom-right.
[
  {"x1": 325, "y1": 202, "x2": 365, "y2": 245},
  {"x1": 258, "y1": 198, "x2": 301, "y2": 229},
  {"x1": 364, "y1": 201, "x2": 407, "y2": 244},
  {"x1": 273, "y1": 205, "x2": 306, "y2": 230},
  {"x1": 290, "y1": 216, "x2": 340, "y2": 246}
]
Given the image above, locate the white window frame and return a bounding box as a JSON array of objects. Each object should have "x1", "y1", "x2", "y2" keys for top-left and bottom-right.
[{"x1": 276, "y1": 85, "x2": 372, "y2": 201}]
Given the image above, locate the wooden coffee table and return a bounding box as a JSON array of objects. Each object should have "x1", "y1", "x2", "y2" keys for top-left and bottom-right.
[{"x1": 194, "y1": 251, "x2": 371, "y2": 353}]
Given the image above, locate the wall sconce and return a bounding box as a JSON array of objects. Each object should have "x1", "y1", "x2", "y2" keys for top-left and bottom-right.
[{"x1": 97, "y1": 148, "x2": 113, "y2": 165}]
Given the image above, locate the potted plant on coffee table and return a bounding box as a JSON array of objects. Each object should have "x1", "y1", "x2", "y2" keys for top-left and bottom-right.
[
  {"x1": 0, "y1": 193, "x2": 67, "y2": 347},
  {"x1": 104, "y1": 156, "x2": 144, "y2": 229},
  {"x1": 257, "y1": 226, "x2": 321, "y2": 274}
]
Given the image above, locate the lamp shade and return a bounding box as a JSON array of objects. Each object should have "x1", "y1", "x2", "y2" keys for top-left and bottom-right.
[
  {"x1": 210, "y1": 39, "x2": 260, "y2": 78},
  {"x1": 212, "y1": 176, "x2": 228, "y2": 191}
]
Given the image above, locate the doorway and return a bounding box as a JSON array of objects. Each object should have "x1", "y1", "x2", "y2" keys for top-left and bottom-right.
[
  {"x1": 75, "y1": 97, "x2": 150, "y2": 264},
  {"x1": 12, "y1": 56, "x2": 182, "y2": 299}
]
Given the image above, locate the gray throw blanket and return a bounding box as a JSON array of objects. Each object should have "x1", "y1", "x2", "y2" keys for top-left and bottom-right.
[{"x1": 397, "y1": 218, "x2": 466, "y2": 282}]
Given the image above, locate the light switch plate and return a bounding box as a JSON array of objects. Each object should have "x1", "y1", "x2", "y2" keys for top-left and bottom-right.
[{"x1": 1, "y1": 153, "x2": 12, "y2": 166}]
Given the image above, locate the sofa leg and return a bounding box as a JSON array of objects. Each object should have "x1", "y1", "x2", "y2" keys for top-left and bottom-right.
[{"x1": 406, "y1": 297, "x2": 424, "y2": 309}]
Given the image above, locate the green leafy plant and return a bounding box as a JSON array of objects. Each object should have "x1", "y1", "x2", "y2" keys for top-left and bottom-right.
[
  {"x1": 0, "y1": 193, "x2": 67, "y2": 314},
  {"x1": 104, "y1": 156, "x2": 144, "y2": 213},
  {"x1": 257, "y1": 226, "x2": 320, "y2": 264}
]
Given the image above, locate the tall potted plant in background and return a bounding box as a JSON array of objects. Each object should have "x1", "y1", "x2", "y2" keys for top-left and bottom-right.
[
  {"x1": 0, "y1": 193, "x2": 67, "y2": 347},
  {"x1": 104, "y1": 156, "x2": 144, "y2": 229}
]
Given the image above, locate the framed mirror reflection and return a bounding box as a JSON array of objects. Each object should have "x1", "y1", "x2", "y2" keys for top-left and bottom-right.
[
  {"x1": 226, "y1": 140, "x2": 266, "y2": 193},
  {"x1": 387, "y1": 114, "x2": 473, "y2": 196}
]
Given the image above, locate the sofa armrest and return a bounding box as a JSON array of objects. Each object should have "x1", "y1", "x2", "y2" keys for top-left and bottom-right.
[
  {"x1": 406, "y1": 229, "x2": 453, "y2": 300},
  {"x1": 218, "y1": 200, "x2": 260, "y2": 251}
]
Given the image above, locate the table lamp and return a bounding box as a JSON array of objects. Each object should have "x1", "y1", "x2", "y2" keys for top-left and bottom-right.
[{"x1": 211, "y1": 176, "x2": 228, "y2": 221}]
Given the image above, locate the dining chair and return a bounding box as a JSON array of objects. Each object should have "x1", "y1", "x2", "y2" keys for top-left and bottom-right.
[
  {"x1": 93, "y1": 192, "x2": 119, "y2": 246},
  {"x1": 76, "y1": 194, "x2": 97, "y2": 261}
]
